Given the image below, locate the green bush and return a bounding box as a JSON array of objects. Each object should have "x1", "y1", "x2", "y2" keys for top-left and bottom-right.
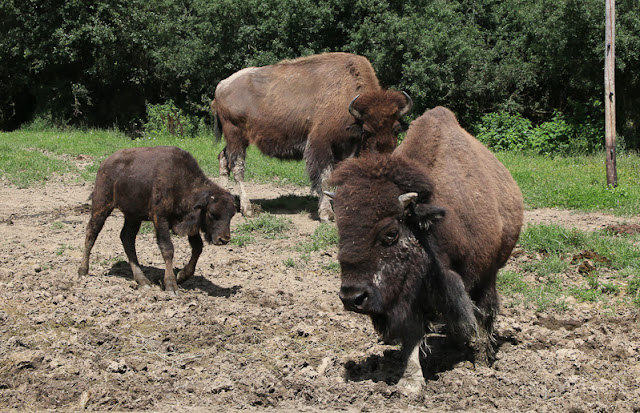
[
  {"x1": 144, "y1": 101, "x2": 204, "y2": 137},
  {"x1": 474, "y1": 110, "x2": 607, "y2": 155},
  {"x1": 475, "y1": 112, "x2": 532, "y2": 151}
]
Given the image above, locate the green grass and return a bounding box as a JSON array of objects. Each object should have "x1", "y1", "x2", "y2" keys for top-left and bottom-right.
[
  {"x1": 2, "y1": 128, "x2": 639, "y2": 218},
  {"x1": 496, "y1": 151, "x2": 640, "y2": 216},
  {"x1": 499, "y1": 223, "x2": 640, "y2": 310},
  {"x1": 231, "y1": 213, "x2": 292, "y2": 247},
  {"x1": 0, "y1": 129, "x2": 309, "y2": 187},
  {"x1": 297, "y1": 223, "x2": 339, "y2": 253}
]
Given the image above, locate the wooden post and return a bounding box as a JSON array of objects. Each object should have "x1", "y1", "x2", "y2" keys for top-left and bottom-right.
[{"x1": 605, "y1": 0, "x2": 617, "y2": 187}]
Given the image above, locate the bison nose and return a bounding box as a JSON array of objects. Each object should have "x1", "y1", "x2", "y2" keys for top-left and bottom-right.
[
  {"x1": 214, "y1": 235, "x2": 230, "y2": 245},
  {"x1": 339, "y1": 286, "x2": 369, "y2": 313}
]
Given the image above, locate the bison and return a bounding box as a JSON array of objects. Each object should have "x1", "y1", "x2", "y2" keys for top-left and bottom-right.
[
  {"x1": 78, "y1": 146, "x2": 236, "y2": 295},
  {"x1": 329, "y1": 107, "x2": 523, "y2": 389},
  {"x1": 212, "y1": 52, "x2": 412, "y2": 222}
]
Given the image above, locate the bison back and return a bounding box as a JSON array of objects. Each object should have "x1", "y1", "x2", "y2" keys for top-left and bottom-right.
[{"x1": 394, "y1": 107, "x2": 523, "y2": 278}]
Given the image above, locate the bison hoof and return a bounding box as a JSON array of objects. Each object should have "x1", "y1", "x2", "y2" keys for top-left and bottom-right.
[
  {"x1": 242, "y1": 206, "x2": 253, "y2": 218},
  {"x1": 176, "y1": 270, "x2": 193, "y2": 284},
  {"x1": 78, "y1": 267, "x2": 88, "y2": 277},
  {"x1": 319, "y1": 209, "x2": 335, "y2": 223}
]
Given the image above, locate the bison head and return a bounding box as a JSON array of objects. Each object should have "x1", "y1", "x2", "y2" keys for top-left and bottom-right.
[
  {"x1": 329, "y1": 154, "x2": 445, "y2": 342},
  {"x1": 197, "y1": 189, "x2": 235, "y2": 245},
  {"x1": 347, "y1": 90, "x2": 413, "y2": 155}
]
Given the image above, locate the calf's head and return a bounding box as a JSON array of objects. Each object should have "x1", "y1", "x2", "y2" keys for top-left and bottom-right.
[
  {"x1": 329, "y1": 155, "x2": 445, "y2": 341},
  {"x1": 197, "y1": 189, "x2": 235, "y2": 245},
  {"x1": 347, "y1": 90, "x2": 412, "y2": 155}
]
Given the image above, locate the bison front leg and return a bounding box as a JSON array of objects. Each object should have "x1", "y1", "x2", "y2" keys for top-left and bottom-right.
[
  {"x1": 232, "y1": 152, "x2": 252, "y2": 218},
  {"x1": 78, "y1": 207, "x2": 113, "y2": 276},
  {"x1": 397, "y1": 334, "x2": 427, "y2": 394},
  {"x1": 177, "y1": 234, "x2": 203, "y2": 284},
  {"x1": 154, "y1": 218, "x2": 179, "y2": 295},
  {"x1": 305, "y1": 141, "x2": 334, "y2": 222},
  {"x1": 218, "y1": 148, "x2": 231, "y2": 189},
  {"x1": 120, "y1": 218, "x2": 152, "y2": 289}
]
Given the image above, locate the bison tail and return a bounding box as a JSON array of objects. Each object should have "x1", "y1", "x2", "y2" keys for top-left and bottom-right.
[{"x1": 211, "y1": 100, "x2": 222, "y2": 142}]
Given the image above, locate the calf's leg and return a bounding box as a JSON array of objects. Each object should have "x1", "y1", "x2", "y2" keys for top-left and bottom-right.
[
  {"x1": 120, "y1": 218, "x2": 151, "y2": 288},
  {"x1": 78, "y1": 207, "x2": 113, "y2": 276},
  {"x1": 177, "y1": 234, "x2": 203, "y2": 284},
  {"x1": 154, "y1": 218, "x2": 179, "y2": 295}
]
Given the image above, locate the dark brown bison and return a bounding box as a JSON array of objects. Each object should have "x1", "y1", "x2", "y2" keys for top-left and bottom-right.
[
  {"x1": 329, "y1": 106, "x2": 523, "y2": 388},
  {"x1": 212, "y1": 52, "x2": 412, "y2": 221},
  {"x1": 78, "y1": 146, "x2": 236, "y2": 295}
]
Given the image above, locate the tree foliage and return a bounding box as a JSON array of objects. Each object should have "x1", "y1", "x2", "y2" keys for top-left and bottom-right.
[{"x1": 1, "y1": 0, "x2": 638, "y2": 148}]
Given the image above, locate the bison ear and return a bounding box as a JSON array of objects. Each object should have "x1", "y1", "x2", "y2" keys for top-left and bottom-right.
[
  {"x1": 413, "y1": 204, "x2": 446, "y2": 231},
  {"x1": 194, "y1": 193, "x2": 212, "y2": 210},
  {"x1": 346, "y1": 123, "x2": 363, "y2": 137}
]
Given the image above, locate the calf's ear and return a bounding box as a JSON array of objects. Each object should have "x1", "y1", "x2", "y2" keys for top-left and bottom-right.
[
  {"x1": 413, "y1": 204, "x2": 446, "y2": 231},
  {"x1": 194, "y1": 192, "x2": 214, "y2": 210}
]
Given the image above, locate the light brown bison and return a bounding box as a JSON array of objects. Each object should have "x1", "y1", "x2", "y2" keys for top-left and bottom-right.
[
  {"x1": 78, "y1": 146, "x2": 236, "y2": 295},
  {"x1": 212, "y1": 52, "x2": 412, "y2": 222},
  {"x1": 330, "y1": 106, "x2": 523, "y2": 389}
]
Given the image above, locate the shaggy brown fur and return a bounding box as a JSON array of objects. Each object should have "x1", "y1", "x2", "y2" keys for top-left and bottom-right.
[
  {"x1": 78, "y1": 146, "x2": 235, "y2": 295},
  {"x1": 331, "y1": 106, "x2": 523, "y2": 373},
  {"x1": 212, "y1": 52, "x2": 412, "y2": 221}
]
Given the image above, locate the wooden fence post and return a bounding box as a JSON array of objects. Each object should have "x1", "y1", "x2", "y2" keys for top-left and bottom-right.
[{"x1": 605, "y1": 0, "x2": 617, "y2": 187}]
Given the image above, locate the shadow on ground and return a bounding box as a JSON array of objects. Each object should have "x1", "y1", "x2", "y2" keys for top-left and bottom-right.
[{"x1": 108, "y1": 261, "x2": 241, "y2": 297}]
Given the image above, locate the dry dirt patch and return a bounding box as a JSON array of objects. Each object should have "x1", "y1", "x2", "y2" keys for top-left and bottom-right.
[{"x1": 0, "y1": 179, "x2": 639, "y2": 412}]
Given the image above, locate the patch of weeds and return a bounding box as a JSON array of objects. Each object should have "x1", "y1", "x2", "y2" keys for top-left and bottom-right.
[
  {"x1": 520, "y1": 224, "x2": 587, "y2": 254},
  {"x1": 55, "y1": 244, "x2": 75, "y2": 256},
  {"x1": 321, "y1": 261, "x2": 340, "y2": 273},
  {"x1": 570, "y1": 285, "x2": 602, "y2": 303},
  {"x1": 298, "y1": 223, "x2": 338, "y2": 253},
  {"x1": 51, "y1": 221, "x2": 65, "y2": 230},
  {"x1": 283, "y1": 258, "x2": 296, "y2": 268},
  {"x1": 99, "y1": 256, "x2": 126, "y2": 266},
  {"x1": 235, "y1": 213, "x2": 292, "y2": 241},
  {"x1": 230, "y1": 233, "x2": 254, "y2": 247},
  {"x1": 497, "y1": 270, "x2": 567, "y2": 311},
  {"x1": 627, "y1": 274, "x2": 640, "y2": 307},
  {"x1": 139, "y1": 222, "x2": 155, "y2": 235},
  {"x1": 521, "y1": 255, "x2": 568, "y2": 277},
  {"x1": 497, "y1": 270, "x2": 529, "y2": 298}
]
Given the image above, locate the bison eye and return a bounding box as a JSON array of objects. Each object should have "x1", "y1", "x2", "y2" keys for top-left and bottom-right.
[
  {"x1": 393, "y1": 124, "x2": 403, "y2": 136},
  {"x1": 380, "y1": 229, "x2": 399, "y2": 246}
]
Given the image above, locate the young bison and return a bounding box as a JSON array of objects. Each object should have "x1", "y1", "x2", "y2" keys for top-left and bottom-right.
[
  {"x1": 78, "y1": 146, "x2": 236, "y2": 294},
  {"x1": 329, "y1": 107, "x2": 523, "y2": 390}
]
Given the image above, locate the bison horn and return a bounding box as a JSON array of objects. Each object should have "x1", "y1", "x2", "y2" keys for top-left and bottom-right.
[
  {"x1": 398, "y1": 192, "x2": 418, "y2": 209},
  {"x1": 398, "y1": 91, "x2": 413, "y2": 117},
  {"x1": 323, "y1": 191, "x2": 336, "y2": 199},
  {"x1": 348, "y1": 95, "x2": 363, "y2": 121}
]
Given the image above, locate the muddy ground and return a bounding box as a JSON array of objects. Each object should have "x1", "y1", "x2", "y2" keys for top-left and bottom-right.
[{"x1": 0, "y1": 174, "x2": 639, "y2": 412}]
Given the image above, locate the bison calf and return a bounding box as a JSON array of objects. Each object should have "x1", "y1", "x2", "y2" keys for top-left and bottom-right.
[
  {"x1": 330, "y1": 107, "x2": 523, "y2": 390},
  {"x1": 78, "y1": 146, "x2": 235, "y2": 294}
]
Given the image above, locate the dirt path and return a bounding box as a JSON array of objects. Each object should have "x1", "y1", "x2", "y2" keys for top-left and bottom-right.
[{"x1": 0, "y1": 178, "x2": 639, "y2": 412}]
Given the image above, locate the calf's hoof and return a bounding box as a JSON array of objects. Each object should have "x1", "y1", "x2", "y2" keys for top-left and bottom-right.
[
  {"x1": 176, "y1": 269, "x2": 193, "y2": 284},
  {"x1": 78, "y1": 267, "x2": 88, "y2": 276}
]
